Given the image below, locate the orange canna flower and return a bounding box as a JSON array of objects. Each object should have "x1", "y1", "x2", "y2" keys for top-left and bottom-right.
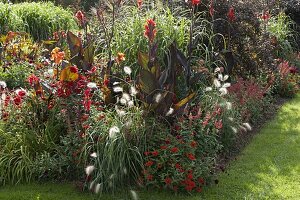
[
  {"x1": 51, "y1": 47, "x2": 65, "y2": 65},
  {"x1": 116, "y1": 52, "x2": 126, "y2": 63}
]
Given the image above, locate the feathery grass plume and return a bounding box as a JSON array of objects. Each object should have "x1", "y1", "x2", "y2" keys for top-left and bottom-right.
[
  {"x1": 243, "y1": 123, "x2": 252, "y2": 131},
  {"x1": 166, "y1": 108, "x2": 174, "y2": 116},
  {"x1": 87, "y1": 82, "x2": 97, "y2": 89},
  {"x1": 90, "y1": 152, "x2": 97, "y2": 158},
  {"x1": 124, "y1": 66, "x2": 132, "y2": 75},
  {"x1": 113, "y1": 86, "x2": 123, "y2": 93},
  {"x1": 130, "y1": 86, "x2": 138, "y2": 96},
  {"x1": 85, "y1": 165, "x2": 95, "y2": 176},
  {"x1": 130, "y1": 190, "x2": 139, "y2": 200},
  {"x1": 214, "y1": 79, "x2": 221, "y2": 88},
  {"x1": 205, "y1": 87, "x2": 213, "y2": 91},
  {"x1": 154, "y1": 93, "x2": 162, "y2": 103},
  {"x1": 109, "y1": 126, "x2": 120, "y2": 139}
]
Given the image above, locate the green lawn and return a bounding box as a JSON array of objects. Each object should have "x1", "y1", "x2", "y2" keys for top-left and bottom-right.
[{"x1": 0, "y1": 94, "x2": 300, "y2": 200}]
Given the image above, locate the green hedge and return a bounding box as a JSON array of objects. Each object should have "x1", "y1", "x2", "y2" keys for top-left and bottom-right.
[{"x1": 0, "y1": 2, "x2": 78, "y2": 40}]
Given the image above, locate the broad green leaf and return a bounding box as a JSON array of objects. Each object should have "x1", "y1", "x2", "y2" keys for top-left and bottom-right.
[
  {"x1": 139, "y1": 69, "x2": 159, "y2": 94},
  {"x1": 138, "y1": 51, "x2": 149, "y2": 71}
]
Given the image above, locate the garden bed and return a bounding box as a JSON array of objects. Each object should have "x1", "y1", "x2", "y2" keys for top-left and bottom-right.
[{"x1": 0, "y1": 0, "x2": 299, "y2": 198}]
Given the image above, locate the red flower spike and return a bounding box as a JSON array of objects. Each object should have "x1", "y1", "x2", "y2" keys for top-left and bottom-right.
[
  {"x1": 144, "y1": 19, "x2": 157, "y2": 43},
  {"x1": 75, "y1": 10, "x2": 86, "y2": 26},
  {"x1": 209, "y1": 0, "x2": 214, "y2": 17},
  {"x1": 214, "y1": 119, "x2": 223, "y2": 129},
  {"x1": 228, "y1": 7, "x2": 236, "y2": 22}
]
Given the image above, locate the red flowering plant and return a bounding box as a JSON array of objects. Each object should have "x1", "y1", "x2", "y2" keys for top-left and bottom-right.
[
  {"x1": 142, "y1": 123, "x2": 211, "y2": 193},
  {"x1": 228, "y1": 77, "x2": 272, "y2": 124},
  {"x1": 273, "y1": 60, "x2": 299, "y2": 97}
]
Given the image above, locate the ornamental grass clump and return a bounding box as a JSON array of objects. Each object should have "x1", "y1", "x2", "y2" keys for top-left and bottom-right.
[{"x1": 0, "y1": 2, "x2": 78, "y2": 40}]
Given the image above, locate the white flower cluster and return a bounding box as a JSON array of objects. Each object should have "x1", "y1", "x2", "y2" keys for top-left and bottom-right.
[{"x1": 205, "y1": 67, "x2": 231, "y2": 96}]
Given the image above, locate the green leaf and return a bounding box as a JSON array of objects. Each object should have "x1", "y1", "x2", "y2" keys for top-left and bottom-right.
[
  {"x1": 138, "y1": 51, "x2": 149, "y2": 71},
  {"x1": 139, "y1": 69, "x2": 159, "y2": 94}
]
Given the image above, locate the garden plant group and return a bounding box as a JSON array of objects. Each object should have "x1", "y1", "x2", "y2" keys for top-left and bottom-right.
[{"x1": 0, "y1": 0, "x2": 299, "y2": 199}]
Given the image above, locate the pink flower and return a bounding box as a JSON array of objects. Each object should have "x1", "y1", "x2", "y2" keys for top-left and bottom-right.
[{"x1": 215, "y1": 119, "x2": 223, "y2": 129}]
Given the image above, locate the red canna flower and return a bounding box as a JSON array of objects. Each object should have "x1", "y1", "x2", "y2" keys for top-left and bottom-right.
[
  {"x1": 144, "y1": 19, "x2": 157, "y2": 43},
  {"x1": 164, "y1": 177, "x2": 172, "y2": 185},
  {"x1": 191, "y1": 0, "x2": 201, "y2": 6},
  {"x1": 75, "y1": 10, "x2": 86, "y2": 26},
  {"x1": 145, "y1": 160, "x2": 154, "y2": 167},
  {"x1": 228, "y1": 7, "x2": 236, "y2": 22},
  {"x1": 261, "y1": 10, "x2": 270, "y2": 21},
  {"x1": 170, "y1": 147, "x2": 179, "y2": 153}
]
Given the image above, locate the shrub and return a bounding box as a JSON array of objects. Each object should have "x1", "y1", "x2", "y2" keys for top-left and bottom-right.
[{"x1": 0, "y1": 2, "x2": 78, "y2": 40}]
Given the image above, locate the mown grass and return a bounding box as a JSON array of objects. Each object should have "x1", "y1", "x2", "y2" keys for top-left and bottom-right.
[{"x1": 0, "y1": 94, "x2": 299, "y2": 199}]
